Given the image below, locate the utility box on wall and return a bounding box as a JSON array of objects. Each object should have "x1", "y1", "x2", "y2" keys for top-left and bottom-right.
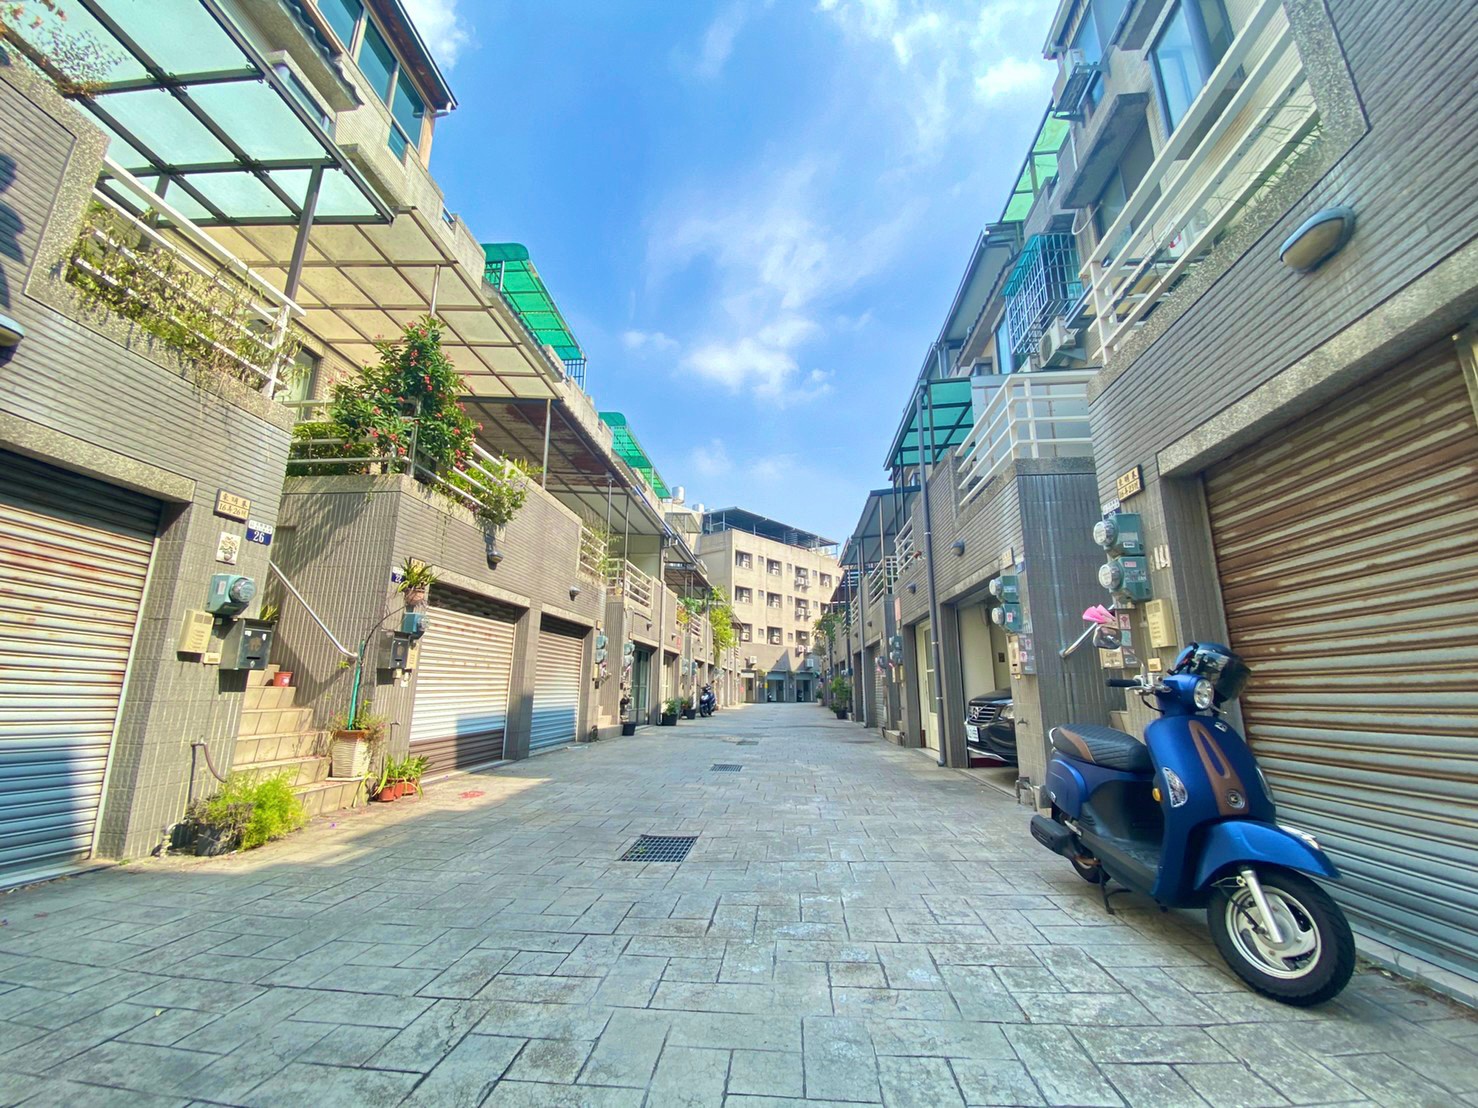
[
  {"x1": 218, "y1": 621, "x2": 273, "y2": 671},
  {"x1": 378, "y1": 630, "x2": 412, "y2": 672}
]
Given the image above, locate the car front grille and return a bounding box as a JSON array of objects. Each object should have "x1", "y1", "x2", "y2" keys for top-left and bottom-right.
[{"x1": 968, "y1": 702, "x2": 1003, "y2": 725}]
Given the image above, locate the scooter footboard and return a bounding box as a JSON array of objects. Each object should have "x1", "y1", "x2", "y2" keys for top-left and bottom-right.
[{"x1": 1193, "y1": 821, "x2": 1340, "y2": 890}]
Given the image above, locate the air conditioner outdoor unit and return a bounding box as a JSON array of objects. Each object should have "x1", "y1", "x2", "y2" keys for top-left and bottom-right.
[{"x1": 1038, "y1": 319, "x2": 1084, "y2": 367}]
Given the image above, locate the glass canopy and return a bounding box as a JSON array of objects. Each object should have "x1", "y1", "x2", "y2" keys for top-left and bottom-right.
[
  {"x1": 599, "y1": 412, "x2": 671, "y2": 498},
  {"x1": 887, "y1": 378, "x2": 976, "y2": 469},
  {"x1": 999, "y1": 110, "x2": 1070, "y2": 223},
  {"x1": 10, "y1": 0, "x2": 389, "y2": 225},
  {"x1": 483, "y1": 244, "x2": 585, "y2": 369}
]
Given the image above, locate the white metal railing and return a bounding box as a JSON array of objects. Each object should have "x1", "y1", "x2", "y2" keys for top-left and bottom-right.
[
  {"x1": 895, "y1": 521, "x2": 916, "y2": 563},
  {"x1": 866, "y1": 555, "x2": 900, "y2": 604},
  {"x1": 607, "y1": 559, "x2": 656, "y2": 615},
  {"x1": 1087, "y1": 0, "x2": 1315, "y2": 356},
  {"x1": 956, "y1": 372, "x2": 1094, "y2": 504},
  {"x1": 578, "y1": 525, "x2": 608, "y2": 585},
  {"x1": 74, "y1": 160, "x2": 302, "y2": 392}
]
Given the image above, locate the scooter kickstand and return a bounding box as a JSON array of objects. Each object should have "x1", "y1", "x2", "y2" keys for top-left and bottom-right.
[{"x1": 1098, "y1": 876, "x2": 1116, "y2": 915}]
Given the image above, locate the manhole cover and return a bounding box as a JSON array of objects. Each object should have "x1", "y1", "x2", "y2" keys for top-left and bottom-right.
[
  {"x1": 711, "y1": 764, "x2": 743, "y2": 772},
  {"x1": 736, "y1": 740, "x2": 759, "y2": 746},
  {"x1": 619, "y1": 835, "x2": 697, "y2": 862}
]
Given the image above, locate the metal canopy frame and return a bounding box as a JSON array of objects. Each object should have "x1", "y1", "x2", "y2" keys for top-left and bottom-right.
[
  {"x1": 700, "y1": 507, "x2": 836, "y2": 551},
  {"x1": 599, "y1": 413, "x2": 671, "y2": 499},
  {"x1": 484, "y1": 244, "x2": 584, "y2": 371},
  {"x1": 887, "y1": 378, "x2": 975, "y2": 469},
  {"x1": 839, "y1": 486, "x2": 918, "y2": 569},
  {"x1": 26, "y1": 0, "x2": 393, "y2": 228}
]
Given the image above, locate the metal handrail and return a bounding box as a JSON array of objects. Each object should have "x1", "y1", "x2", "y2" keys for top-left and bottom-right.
[{"x1": 267, "y1": 562, "x2": 356, "y2": 658}]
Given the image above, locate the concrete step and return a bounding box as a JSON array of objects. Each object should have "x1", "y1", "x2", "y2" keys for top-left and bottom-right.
[
  {"x1": 247, "y1": 665, "x2": 280, "y2": 689},
  {"x1": 243, "y1": 684, "x2": 301, "y2": 712},
  {"x1": 232, "y1": 729, "x2": 330, "y2": 765},
  {"x1": 232, "y1": 755, "x2": 328, "y2": 789},
  {"x1": 295, "y1": 777, "x2": 365, "y2": 819},
  {"x1": 238, "y1": 704, "x2": 314, "y2": 736}
]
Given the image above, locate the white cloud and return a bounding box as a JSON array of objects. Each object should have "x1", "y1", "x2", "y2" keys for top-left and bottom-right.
[
  {"x1": 688, "y1": 438, "x2": 733, "y2": 479},
  {"x1": 622, "y1": 330, "x2": 679, "y2": 353},
  {"x1": 400, "y1": 0, "x2": 473, "y2": 69},
  {"x1": 974, "y1": 55, "x2": 1050, "y2": 101},
  {"x1": 691, "y1": 4, "x2": 749, "y2": 80}
]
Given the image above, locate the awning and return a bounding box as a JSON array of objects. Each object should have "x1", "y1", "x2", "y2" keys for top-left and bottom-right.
[
  {"x1": 887, "y1": 378, "x2": 976, "y2": 469},
  {"x1": 484, "y1": 244, "x2": 583, "y2": 364},
  {"x1": 17, "y1": 0, "x2": 391, "y2": 227},
  {"x1": 839, "y1": 487, "x2": 918, "y2": 569},
  {"x1": 600, "y1": 413, "x2": 670, "y2": 499},
  {"x1": 1000, "y1": 110, "x2": 1070, "y2": 223}
]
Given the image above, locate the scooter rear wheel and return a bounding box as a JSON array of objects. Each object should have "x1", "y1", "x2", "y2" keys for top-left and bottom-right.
[{"x1": 1207, "y1": 867, "x2": 1355, "y2": 1006}]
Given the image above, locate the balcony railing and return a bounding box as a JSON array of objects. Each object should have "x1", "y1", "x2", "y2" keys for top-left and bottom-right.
[
  {"x1": 1004, "y1": 233, "x2": 1083, "y2": 362},
  {"x1": 607, "y1": 560, "x2": 656, "y2": 615},
  {"x1": 956, "y1": 372, "x2": 1094, "y2": 505},
  {"x1": 578, "y1": 525, "x2": 608, "y2": 586},
  {"x1": 68, "y1": 162, "x2": 302, "y2": 393},
  {"x1": 866, "y1": 555, "x2": 901, "y2": 604},
  {"x1": 895, "y1": 521, "x2": 916, "y2": 563},
  {"x1": 1087, "y1": 0, "x2": 1316, "y2": 357}
]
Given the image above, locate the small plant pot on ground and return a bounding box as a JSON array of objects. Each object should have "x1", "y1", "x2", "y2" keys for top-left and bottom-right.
[
  {"x1": 331, "y1": 730, "x2": 372, "y2": 777},
  {"x1": 660, "y1": 714, "x2": 678, "y2": 727},
  {"x1": 373, "y1": 781, "x2": 403, "y2": 803},
  {"x1": 271, "y1": 671, "x2": 293, "y2": 687},
  {"x1": 834, "y1": 709, "x2": 849, "y2": 720},
  {"x1": 621, "y1": 721, "x2": 638, "y2": 736},
  {"x1": 682, "y1": 708, "x2": 697, "y2": 720},
  {"x1": 193, "y1": 827, "x2": 240, "y2": 856}
]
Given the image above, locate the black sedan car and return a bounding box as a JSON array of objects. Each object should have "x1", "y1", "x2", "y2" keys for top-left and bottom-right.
[{"x1": 966, "y1": 689, "x2": 1017, "y2": 764}]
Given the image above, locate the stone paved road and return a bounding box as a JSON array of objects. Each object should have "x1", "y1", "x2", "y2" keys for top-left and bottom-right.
[{"x1": 1, "y1": 705, "x2": 1475, "y2": 1106}]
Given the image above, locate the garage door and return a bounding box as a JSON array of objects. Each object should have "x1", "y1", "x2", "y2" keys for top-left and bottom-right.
[
  {"x1": 0, "y1": 452, "x2": 158, "y2": 885},
  {"x1": 1204, "y1": 343, "x2": 1478, "y2": 982},
  {"x1": 873, "y1": 662, "x2": 887, "y2": 727},
  {"x1": 409, "y1": 591, "x2": 516, "y2": 773},
  {"x1": 530, "y1": 618, "x2": 584, "y2": 753}
]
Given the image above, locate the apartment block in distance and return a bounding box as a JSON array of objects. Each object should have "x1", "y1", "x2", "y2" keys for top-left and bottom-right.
[{"x1": 697, "y1": 509, "x2": 840, "y2": 704}]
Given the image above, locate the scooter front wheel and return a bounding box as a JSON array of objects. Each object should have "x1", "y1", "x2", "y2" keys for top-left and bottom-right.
[{"x1": 1207, "y1": 867, "x2": 1355, "y2": 1006}]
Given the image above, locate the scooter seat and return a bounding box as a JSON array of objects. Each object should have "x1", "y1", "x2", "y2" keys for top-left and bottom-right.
[{"x1": 1051, "y1": 724, "x2": 1152, "y2": 774}]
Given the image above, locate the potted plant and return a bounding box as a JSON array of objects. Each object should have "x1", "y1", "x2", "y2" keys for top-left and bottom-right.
[
  {"x1": 681, "y1": 696, "x2": 697, "y2": 720},
  {"x1": 398, "y1": 557, "x2": 438, "y2": 609},
  {"x1": 398, "y1": 754, "x2": 429, "y2": 797},
  {"x1": 829, "y1": 677, "x2": 852, "y2": 721},
  {"x1": 660, "y1": 697, "x2": 680, "y2": 726},
  {"x1": 331, "y1": 702, "x2": 384, "y2": 778}
]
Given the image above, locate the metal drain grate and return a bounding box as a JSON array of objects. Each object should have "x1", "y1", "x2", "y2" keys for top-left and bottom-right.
[
  {"x1": 619, "y1": 835, "x2": 698, "y2": 862},
  {"x1": 711, "y1": 763, "x2": 743, "y2": 772},
  {"x1": 736, "y1": 740, "x2": 759, "y2": 746}
]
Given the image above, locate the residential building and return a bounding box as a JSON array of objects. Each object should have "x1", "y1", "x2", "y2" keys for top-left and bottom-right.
[
  {"x1": 1042, "y1": 0, "x2": 1478, "y2": 993},
  {"x1": 697, "y1": 509, "x2": 840, "y2": 703}
]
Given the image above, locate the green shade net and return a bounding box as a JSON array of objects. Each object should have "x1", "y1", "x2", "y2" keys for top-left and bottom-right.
[
  {"x1": 483, "y1": 244, "x2": 584, "y2": 362},
  {"x1": 599, "y1": 412, "x2": 671, "y2": 498},
  {"x1": 999, "y1": 112, "x2": 1070, "y2": 223},
  {"x1": 887, "y1": 379, "x2": 975, "y2": 468}
]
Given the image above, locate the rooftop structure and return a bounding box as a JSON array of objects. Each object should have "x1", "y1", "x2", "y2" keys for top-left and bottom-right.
[
  {"x1": 702, "y1": 508, "x2": 836, "y2": 552},
  {"x1": 484, "y1": 244, "x2": 587, "y2": 388}
]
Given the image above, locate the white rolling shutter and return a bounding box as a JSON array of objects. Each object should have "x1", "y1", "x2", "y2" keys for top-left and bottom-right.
[
  {"x1": 1204, "y1": 344, "x2": 1478, "y2": 984},
  {"x1": 0, "y1": 453, "x2": 158, "y2": 885},
  {"x1": 530, "y1": 621, "x2": 584, "y2": 753},
  {"x1": 409, "y1": 601, "x2": 515, "y2": 772}
]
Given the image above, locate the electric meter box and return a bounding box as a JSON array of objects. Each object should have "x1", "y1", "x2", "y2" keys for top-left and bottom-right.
[
  {"x1": 1000, "y1": 603, "x2": 1025, "y2": 634},
  {"x1": 1100, "y1": 555, "x2": 1152, "y2": 602},
  {"x1": 988, "y1": 574, "x2": 1020, "y2": 604},
  {"x1": 1093, "y1": 513, "x2": 1144, "y2": 557},
  {"x1": 400, "y1": 611, "x2": 427, "y2": 639},
  {"x1": 218, "y1": 620, "x2": 273, "y2": 671},
  {"x1": 378, "y1": 630, "x2": 411, "y2": 672},
  {"x1": 206, "y1": 573, "x2": 256, "y2": 616}
]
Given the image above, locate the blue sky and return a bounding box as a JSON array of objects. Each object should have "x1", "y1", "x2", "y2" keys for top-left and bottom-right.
[{"x1": 408, "y1": 0, "x2": 1057, "y2": 543}]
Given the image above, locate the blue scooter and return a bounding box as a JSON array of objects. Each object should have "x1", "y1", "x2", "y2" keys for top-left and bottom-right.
[{"x1": 1032, "y1": 618, "x2": 1355, "y2": 1005}]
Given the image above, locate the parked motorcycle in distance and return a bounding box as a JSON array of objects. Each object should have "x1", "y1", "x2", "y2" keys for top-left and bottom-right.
[
  {"x1": 698, "y1": 685, "x2": 717, "y2": 717},
  {"x1": 1032, "y1": 610, "x2": 1356, "y2": 1006}
]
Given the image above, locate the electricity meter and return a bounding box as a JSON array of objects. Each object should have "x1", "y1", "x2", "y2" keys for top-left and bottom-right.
[
  {"x1": 206, "y1": 573, "x2": 256, "y2": 617},
  {"x1": 1099, "y1": 556, "x2": 1151, "y2": 602},
  {"x1": 401, "y1": 612, "x2": 427, "y2": 639},
  {"x1": 594, "y1": 633, "x2": 609, "y2": 664},
  {"x1": 1093, "y1": 513, "x2": 1144, "y2": 556},
  {"x1": 988, "y1": 574, "x2": 1020, "y2": 604}
]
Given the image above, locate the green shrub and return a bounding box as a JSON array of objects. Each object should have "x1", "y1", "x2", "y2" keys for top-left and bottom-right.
[{"x1": 202, "y1": 772, "x2": 306, "y2": 851}]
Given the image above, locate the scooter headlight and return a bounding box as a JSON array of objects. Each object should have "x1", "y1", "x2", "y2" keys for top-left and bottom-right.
[{"x1": 1193, "y1": 678, "x2": 1215, "y2": 710}]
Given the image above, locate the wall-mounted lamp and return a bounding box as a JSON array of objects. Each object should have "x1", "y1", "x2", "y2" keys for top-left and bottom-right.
[
  {"x1": 907, "y1": 583, "x2": 917, "y2": 594},
  {"x1": 951, "y1": 540, "x2": 966, "y2": 556},
  {"x1": 1280, "y1": 206, "x2": 1356, "y2": 272},
  {"x1": 484, "y1": 533, "x2": 503, "y2": 569},
  {"x1": 0, "y1": 314, "x2": 23, "y2": 347},
  {"x1": 569, "y1": 585, "x2": 581, "y2": 602}
]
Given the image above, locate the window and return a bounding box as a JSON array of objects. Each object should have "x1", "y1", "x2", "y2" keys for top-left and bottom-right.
[
  {"x1": 995, "y1": 314, "x2": 1015, "y2": 375},
  {"x1": 769, "y1": 628, "x2": 783, "y2": 645},
  {"x1": 767, "y1": 559, "x2": 782, "y2": 575},
  {"x1": 786, "y1": 632, "x2": 793, "y2": 642},
  {"x1": 768, "y1": 594, "x2": 781, "y2": 609},
  {"x1": 1093, "y1": 124, "x2": 1157, "y2": 254},
  {"x1": 795, "y1": 567, "x2": 809, "y2": 582},
  {"x1": 735, "y1": 587, "x2": 752, "y2": 604},
  {"x1": 796, "y1": 631, "x2": 810, "y2": 646},
  {"x1": 736, "y1": 551, "x2": 752, "y2": 569},
  {"x1": 739, "y1": 623, "x2": 752, "y2": 643},
  {"x1": 318, "y1": 0, "x2": 362, "y2": 48},
  {"x1": 390, "y1": 77, "x2": 425, "y2": 159},
  {"x1": 820, "y1": 573, "x2": 832, "y2": 588},
  {"x1": 1151, "y1": 0, "x2": 1234, "y2": 134},
  {"x1": 358, "y1": 19, "x2": 397, "y2": 103},
  {"x1": 274, "y1": 65, "x2": 330, "y2": 129}
]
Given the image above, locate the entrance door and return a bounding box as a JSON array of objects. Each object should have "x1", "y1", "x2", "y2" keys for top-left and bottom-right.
[
  {"x1": 766, "y1": 677, "x2": 784, "y2": 702},
  {"x1": 629, "y1": 647, "x2": 652, "y2": 726},
  {"x1": 1, "y1": 453, "x2": 158, "y2": 885},
  {"x1": 409, "y1": 592, "x2": 516, "y2": 772},
  {"x1": 531, "y1": 619, "x2": 585, "y2": 753},
  {"x1": 1204, "y1": 343, "x2": 1478, "y2": 983},
  {"x1": 914, "y1": 619, "x2": 940, "y2": 750}
]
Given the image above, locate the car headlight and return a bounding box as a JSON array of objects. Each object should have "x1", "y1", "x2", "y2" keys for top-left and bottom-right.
[
  {"x1": 1193, "y1": 678, "x2": 1215, "y2": 710},
  {"x1": 998, "y1": 703, "x2": 1015, "y2": 722}
]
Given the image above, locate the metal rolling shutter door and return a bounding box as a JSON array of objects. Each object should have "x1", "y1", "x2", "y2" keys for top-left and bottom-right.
[
  {"x1": 409, "y1": 603, "x2": 515, "y2": 772},
  {"x1": 0, "y1": 453, "x2": 158, "y2": 884},
  {"x1": 873, "y1": 664, "x2": 887, "y2": 726},
  {"x1": 1204, "y1": 345, "x2": 1478, "y2": 982},
  {"x1": 530, "y1": 622, "x2": 584, "y2": 753}
]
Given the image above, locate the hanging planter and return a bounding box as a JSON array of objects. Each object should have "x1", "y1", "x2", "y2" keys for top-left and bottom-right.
[{"x1": 398, "y1": 557, "x2": 437, "y2": 610}]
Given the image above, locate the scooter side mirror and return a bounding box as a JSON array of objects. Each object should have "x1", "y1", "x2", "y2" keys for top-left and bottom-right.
[{"x1": 1092, "y1": 625, "x2": 1122, "y2": 651}]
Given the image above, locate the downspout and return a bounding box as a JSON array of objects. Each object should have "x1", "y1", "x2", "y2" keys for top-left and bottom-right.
[
  {"x1": 916, "y1": 376, "x2": 952, "y2": 768},
  {"x1": 855, "y1": 540, "x2": 869, "y2": 725}
]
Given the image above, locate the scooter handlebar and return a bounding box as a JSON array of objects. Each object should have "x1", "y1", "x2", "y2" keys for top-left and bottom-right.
[{"x1": 1105, "y1": 678, "x2": 1140, "y2": 688}]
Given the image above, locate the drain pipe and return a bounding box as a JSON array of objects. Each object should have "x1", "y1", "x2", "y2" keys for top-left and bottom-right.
[{"x1": 916, "y1": 376, "x2": 951, "y2": 768}]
